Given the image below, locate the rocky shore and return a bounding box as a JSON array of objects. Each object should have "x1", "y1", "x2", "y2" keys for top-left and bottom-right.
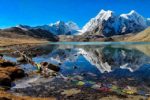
[{"x1": 0, "y1": 49, "x2": 56, "y2": 100}]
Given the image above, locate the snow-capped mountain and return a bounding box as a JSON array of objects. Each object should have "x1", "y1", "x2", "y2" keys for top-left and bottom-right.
[
  {"x1": 82, "y1": 10, "x2": 150, "y2": 37},
  {"x1": 82, "y1": 10, "x2": 115, "y2": 33},
  {"x1": 119, "y1": 10, "x2": 147, "y2": 34},
  {"x1": 66, "y1": 21, "x2": 80, "y2": 34},
  {"x1": 48, "y1": 21, "x2": 80, "y2": 35},
  {"x1": 34, "y1": 21, "x2": 69, "y2": 35},
  {"x1": 16, "y1": 21, "x2": 80, "y2": 35}
]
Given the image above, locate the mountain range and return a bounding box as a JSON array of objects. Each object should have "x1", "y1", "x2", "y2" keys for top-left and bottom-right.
[
  {"x1": 16, "y1": 10, "x2": 150, "y2": 37},
  {"x1": 17, "y1": 21, "x2": 80, "y2": 35},
  {"x1": 0, "y1": 9, "x2": 150, "y2": 42}
]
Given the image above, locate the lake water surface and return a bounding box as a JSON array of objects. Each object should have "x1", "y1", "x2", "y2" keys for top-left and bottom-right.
[{"x1": 3, "y1": 42, "x2": 150, "y2": 98}]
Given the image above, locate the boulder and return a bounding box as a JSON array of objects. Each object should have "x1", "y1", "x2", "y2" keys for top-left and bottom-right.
[
  {"x1": 0, "y1": 73, "x2": 11, "y2": 87},
  {"x1": 47, "y1": 63, "x2": 60, "y2": 72},
  {"x1": 0, "y1": 60, "x2": 16, "y2": 67},
  {"x1": 17, "y1": 56, "x2": 27, "y2": 63},
  {"x1": 0, "y1": 67, "x2": 25, "y2": 87}
]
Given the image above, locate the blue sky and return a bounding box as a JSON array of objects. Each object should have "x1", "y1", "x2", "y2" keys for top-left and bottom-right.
[{"x1": 0, "y1": 0, "x2": 149, "y2": 28}]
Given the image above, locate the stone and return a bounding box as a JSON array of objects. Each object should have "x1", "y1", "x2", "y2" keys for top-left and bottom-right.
[
  {"x1": 47, "y1": 63, "x2": 60, "y2": 72},
  {"x1": 17, "y1": 56, "x2": 27, "y2": 63},
  {"x1": 0, "y1": 60, "x2": 16, "y2": 67},
  {"x1": 0, "y1": 67, "x2": 25, "y2": 87}
]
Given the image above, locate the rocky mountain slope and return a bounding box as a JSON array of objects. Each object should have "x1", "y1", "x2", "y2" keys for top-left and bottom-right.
[{"x1": 81, "y1": 10, "x2": 150, "y2": 37}]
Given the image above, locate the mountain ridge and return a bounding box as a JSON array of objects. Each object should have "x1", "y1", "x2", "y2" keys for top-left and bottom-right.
[{"x1": 16, "y1": 21, "x2": 80, "y2": 35}]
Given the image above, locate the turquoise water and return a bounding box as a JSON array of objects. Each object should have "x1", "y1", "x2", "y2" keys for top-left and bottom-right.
[{"x1": 48, "y1": 42, "x2": 150, "y2": 45}]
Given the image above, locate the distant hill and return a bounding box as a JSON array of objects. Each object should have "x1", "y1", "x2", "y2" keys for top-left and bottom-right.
[{"x1": 0, "y1": 27, "x2": 58, "y2": 41}]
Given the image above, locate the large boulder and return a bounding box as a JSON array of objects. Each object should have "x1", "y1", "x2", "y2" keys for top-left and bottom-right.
[
  {"x1": 0, "y1": 60, "x2": 24, "y2": 87},
  {"x1": 41, "y1": 62, "x2": 60, "y2": 72},
  {"x1": 0, "y1": 66, "x2": 25, "y2": 87},
  {"x1": 0, "y1": 73, "x2": 11, "y2": 87}
]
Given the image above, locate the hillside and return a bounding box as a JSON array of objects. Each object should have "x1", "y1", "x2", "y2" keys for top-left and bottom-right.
[
  {"x1": 124, "y1": 27, "x2": 150, "y2": 42},
  {"x1": 0, "y1": 27, "x2": 58, "y2": 46}
]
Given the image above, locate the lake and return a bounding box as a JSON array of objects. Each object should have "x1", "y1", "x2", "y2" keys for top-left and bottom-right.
[{"x1": 2, "y1": 42, "x2": 150, "y2": 99}]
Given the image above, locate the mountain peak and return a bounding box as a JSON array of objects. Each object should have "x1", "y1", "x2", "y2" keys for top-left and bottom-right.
[
  {"x1": 98, "y1": 9, "x2": 113, "y2": 14},
  {"x1": 49, "y1": 21, "x2": 64, "y2": 26},
  {"x1": 96, "y1": 9, "x2": 114, "y2": 20},
  {"x1": 56, "y1": 20, "x2": 65, "y2": 25},
  {"x1": 82, "y1": 9, "x2": 115, "y2": 33},
  {"x1": 120, "y1": 10, "x2": 141, "y2": 19},
  {"x1": 16, "y1": 24, "x2": 31, "y2": 31},
  {"x1": 129, "y1": 10, "x2": 137, "y2": 14},
  {"x1": 66, "y1": 21, "x2": 80, "y2": 30}
]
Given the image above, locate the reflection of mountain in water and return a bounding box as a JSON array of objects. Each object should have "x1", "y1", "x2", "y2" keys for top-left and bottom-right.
[
  {"x1": 10, "y1": 43, "x2": 150, "y2": 90},
  {"x1": 45, "y1": 44, "x2": 150, "y2": 74},
  {"x1": 84, "y1": 46, "x2": 150, "y2": 73}
]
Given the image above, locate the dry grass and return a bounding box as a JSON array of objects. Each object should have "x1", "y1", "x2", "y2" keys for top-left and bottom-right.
[
  {"x1": 0, "y1": 37, "x2": 48, "y2": 47},
  {"x1": 125, "y1": 27, "x2": 150, "y2": 42}
]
